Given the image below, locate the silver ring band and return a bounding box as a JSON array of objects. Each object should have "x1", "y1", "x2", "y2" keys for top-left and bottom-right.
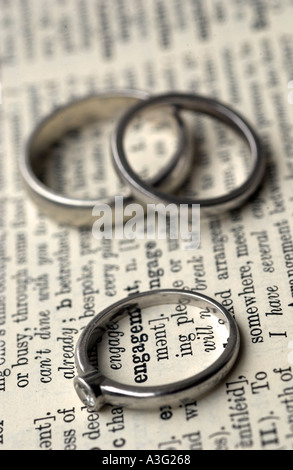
[
  {"x1": 20, "y1": 90, "x2": 192, "y2": 226},
  {"x1": 111, "y1": 92, "x2": 266, "y2": 214},
  {"x1": 74, "y1": 289, "x2": 240, "y2": 410}
]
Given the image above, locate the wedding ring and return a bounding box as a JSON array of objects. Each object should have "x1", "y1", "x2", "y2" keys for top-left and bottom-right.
[
  {"x1": 20, "y1": 90, "x2": 192, "y2": 226},
  {"x1": 74, "y1": 289, "x2": 240, "y2": 411},
  {"x1": 112, "y1": 92, "x2": 266, "y2": 214}
]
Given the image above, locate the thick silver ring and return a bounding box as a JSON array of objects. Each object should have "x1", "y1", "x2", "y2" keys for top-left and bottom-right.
[
  {"x1": 20, "y1": 90, "x2": 192, "y2": 226},
  {"x1": 112, "y1": 92, "x2": 266, "y2": 215},
  {"x1": 74, "y1": 289, "x2": 240, "y2": 411}
]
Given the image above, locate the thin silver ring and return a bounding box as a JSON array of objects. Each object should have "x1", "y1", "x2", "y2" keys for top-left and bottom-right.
[
  {"x1": 111, "y1": 92, "x2": 266, "y2": 215},
  {"x1": 74, "y1": 289, "x2": 240, "y2": 411},
  {"x1": 20, "y1": 90, "x2": 192, "y2": 226}
]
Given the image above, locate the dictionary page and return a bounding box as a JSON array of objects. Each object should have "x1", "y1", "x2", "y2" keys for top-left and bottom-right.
[{"x1": 1, "y1": 0, "x2": 293, "y2": 451}]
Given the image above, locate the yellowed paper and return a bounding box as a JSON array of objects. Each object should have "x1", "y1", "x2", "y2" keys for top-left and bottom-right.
[{"x1": 1, "y1": 0, "x2": 293, "y2": 450}]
